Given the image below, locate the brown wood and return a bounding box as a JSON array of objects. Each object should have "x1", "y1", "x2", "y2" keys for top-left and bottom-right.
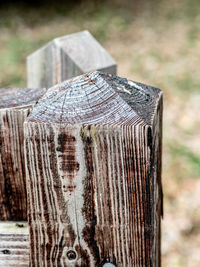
[
  {"x1": 0, "y1": 87, "x2": 46, "y2": 220},
  {"x1": 0, "y1": 222, "x2": 29, "y2": 267},
  {"x1": 24, "y1": 71, "x2": 163, "y2": 266}
]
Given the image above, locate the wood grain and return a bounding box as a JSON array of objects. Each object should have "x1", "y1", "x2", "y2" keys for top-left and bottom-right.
[
  {"x1": 0, "y1": 222, "x2": 29, "y2": 267},
  {"x1": 27, "y1": 31, "x2": 117, "y2": 88},
  {"x1": 24, "y1": 71, "x2": 162, "y2": 266},
  {"x1": 0, "y1": 87, "x2": 45, "y2": 220}
]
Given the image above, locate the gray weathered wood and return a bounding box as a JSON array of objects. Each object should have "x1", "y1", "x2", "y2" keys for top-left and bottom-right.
[
  {"x1": 24, "y1": 71, "x2": 163, "y2": 266},
  {"x1": 0, "y1": 87, "x2": 46, "y2": 220},
  {"x1": 27, "y1": 30, "x2": 117, "y2": 88},
  {"x1": 0, "y1": 222, "x2": 29, "y2": 267}
]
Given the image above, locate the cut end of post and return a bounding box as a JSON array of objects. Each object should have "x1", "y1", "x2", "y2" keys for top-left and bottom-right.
[{"x1": 26, "y1": 71, "x2": 161, "y2": 126}]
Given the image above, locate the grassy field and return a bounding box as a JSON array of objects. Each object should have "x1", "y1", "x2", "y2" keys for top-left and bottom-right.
[{"x1": 0, "y1": 0, "x2": 200, "y2": 266}]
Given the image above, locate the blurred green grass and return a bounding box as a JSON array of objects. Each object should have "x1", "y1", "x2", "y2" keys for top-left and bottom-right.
[
  {"x1": 0, "y1": 0, "x2": 200, "y2": 266},
  {"x1": 167, "y1": 142, "x2": 200, "y2": 180}
]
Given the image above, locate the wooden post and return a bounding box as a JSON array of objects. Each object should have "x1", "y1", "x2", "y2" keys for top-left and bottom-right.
[
  {"x1": 27, "y1": 30, "x2": 117, "y2": 88},
  {"x1": 24, "y1": 71, "x2": 163, "y2": 266},
  {"x1": 0, "y1": 87, "x2": 46, "y2": 220}
]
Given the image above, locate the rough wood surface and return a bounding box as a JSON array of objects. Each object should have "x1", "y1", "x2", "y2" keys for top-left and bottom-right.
[
  {"x1": 0, "y1": 87, "x2": 46, "y2": 220},
  {"x1": 27, "y1": 30, "x2": 117, "y2": 88},
  {"x1": 0, "y1": 222, "x2": 29, "y2": 267},
  {"x1": 24, "y1": 71, "x2": 163, "y2": 266}
]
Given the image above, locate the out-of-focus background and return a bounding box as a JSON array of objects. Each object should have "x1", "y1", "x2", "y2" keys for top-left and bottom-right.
[{"x1": 0, "y1": 0, "x2": 199, "y2": 266}]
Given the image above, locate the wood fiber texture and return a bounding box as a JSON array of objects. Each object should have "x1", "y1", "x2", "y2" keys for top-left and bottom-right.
[
  {"x1": 24, "y1": 71, "x2": 162, "y2": 266},
  {"x1": 0, "y1": 234, "x2": 29, "y2": 267},
  {"x1": 0, "y1": 88, "x2": 45, "y2": 220},
  {"x1": 0, "y1": 222, "x2": 29, "y2": 267},
  {"x1": 27, "y1": 31, "x2": 116, "y2": 88}
]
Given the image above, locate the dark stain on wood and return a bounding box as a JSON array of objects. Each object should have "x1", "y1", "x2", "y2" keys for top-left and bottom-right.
[
  {"x1": 26, "y1": 125, "x2": 78, "y2": 266},
  {"x1": 66, "y1": 185, "x2": 76, "y2": 192},
  {"x1": 2, "y1": 249, "x2": 11, "y2": 255},
  {"x1": 81, "y1": 127, "x2": 100, "y2": 265},
  {"x1": 75, "y1": 244, "x2": 91, "y2": 267},
  {"x1": 147, "y1": 126, "x2": 153, "y2": 150},
  {"x1": 49, "y1": 128, "x2": 74, "y2": 227},
  {"x1": 57, "y1": 133, "x2": 79, "y2": 179},
  {"x1": 59, "y1": 236, "x2": 64, "y2": 247}
]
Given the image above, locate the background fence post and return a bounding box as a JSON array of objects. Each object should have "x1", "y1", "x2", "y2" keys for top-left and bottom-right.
[
  {"x1": 0, "y1": 87, "x2": 45, "y2": 220},
  {"x1": 24, "y1": 71, "x2": 163, "y2": 266},
  {"x1": 27, "y1": 30, "x2": 117, "y2": 88}
]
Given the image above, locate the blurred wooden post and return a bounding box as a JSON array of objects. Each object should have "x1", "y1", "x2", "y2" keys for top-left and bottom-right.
[
  {"x1": 27, "y1": 30, "x2": 117, "y2": 88},
  {"x1": 24, "y1": 71, "x2": 163, "y2": 266},
  {"x1": 0, "y1": 87, "x2": 45, "y2": 220}
]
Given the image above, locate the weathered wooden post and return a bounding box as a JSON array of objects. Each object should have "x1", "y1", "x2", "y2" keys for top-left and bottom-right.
[
  {"x1": 0, "y1": 30, "x2": 117, "y2": 266},
  {"x1": 24, "y1": 71, "x2": 163, "y2": 266},
  {"x1": 0, "y1": 87, "x2": 45, "y2": 220},
  {"x1": 27, "y1": 30, "x2": 117, "y2": 88}
]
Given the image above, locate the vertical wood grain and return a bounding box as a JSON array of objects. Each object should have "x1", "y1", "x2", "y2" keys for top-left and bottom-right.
[
  {"x1": 0, "y1": 108, "x2": 29, "y2": 220},
  {"x1": 0, "y1": 88, "x2": 45, "y2": 220},
  {"x1": 24, "y1": 71, "x2": 162, "y2": 266}
]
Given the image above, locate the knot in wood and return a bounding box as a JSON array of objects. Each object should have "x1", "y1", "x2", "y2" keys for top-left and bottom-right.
[
  {"x1": 66, "y1": 249, "x2": 77, "y2": 261},
  {"x1": 2, "y1": 249, "x2": 11, "y2": 255}
]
